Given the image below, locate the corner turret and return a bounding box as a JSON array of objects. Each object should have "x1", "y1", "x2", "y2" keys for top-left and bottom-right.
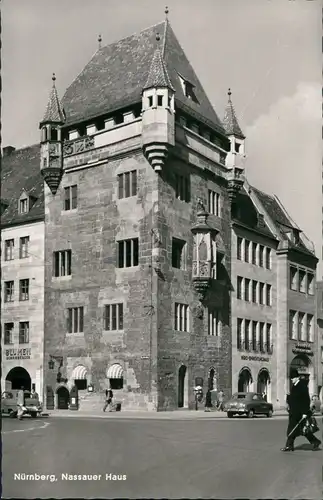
[
  {"x1": 223, "y1": 89, "x2": 245, "y2": 203},
  {"x1": 141, "y1": 33, "x2": 175, "y2": 172},
  {"x1": 39, "y1": 74, "x2": 65, "y2": 195}
]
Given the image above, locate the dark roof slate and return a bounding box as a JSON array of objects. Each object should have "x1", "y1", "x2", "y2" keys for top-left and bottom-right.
[
  {"x1": 234, "y1": 189, "x2": 274, "y2": 238},
  {"x1": 143, "y1": 47, "x2": 175, "y2": 91},
  {"x1": 222, "y1": 93, "x2": 245, "y2": 138},
  {"x1": 1, "y1": 144, "x2": 44, "y2": 227},
  {"x1": 61, "y1": 21, "x2": 225, "y2": 134}
]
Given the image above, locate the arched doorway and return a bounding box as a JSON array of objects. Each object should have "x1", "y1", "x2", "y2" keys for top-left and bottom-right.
[
  {"x1": 6, "y1": 367, "x2": 31, "y2": 391},
  {"x1": 290, "y1": 355, "x2": 314, "y2": 394},
  {"x1": 238, "y1": 367, "x2": 253, "y2": 392},
  {"x1": 257, "y1": 369, "x2": 271, "y2": 402},
  {"x1": 178, "y1": 365, "x2": 188, "y2": 408},
  {"x1": 208, "y1": 367, "x2": 217, "y2": 391},
  {"x1": 56, "y1": 386, "x2": 70, "y2": 409}
]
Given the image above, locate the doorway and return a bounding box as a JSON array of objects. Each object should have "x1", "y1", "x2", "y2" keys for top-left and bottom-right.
[
  {"x1": 5, "y1": 366, "x2": 31, "y2": 391},
  {"x1": 56, "y1": 386, "x2": 70, "y2": 409},
  {"x1": 178, "y1": 365, "x2": 188, "y2": 408},
  {"x1": 238, "y1": 368, "x2": 252, "y2": 392},
  {"x1": 257, "y1": 369, "x2": 271, "y2": 401}
]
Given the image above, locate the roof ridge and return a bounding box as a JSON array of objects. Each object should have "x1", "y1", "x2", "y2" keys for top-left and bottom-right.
[
  {"x1": 162, "y1": 18, "x2": 168, "y2": 57},
  {"x1": 2, "y1": 143, "x2": 40, "y2": 155},
  {"x1": 101, "y1": 20, "x2": 166, "y2": 49}
]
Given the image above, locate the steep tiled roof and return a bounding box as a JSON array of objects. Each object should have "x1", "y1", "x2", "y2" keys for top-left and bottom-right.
[
  {"x1": 1, "y1": 145, "x2": 44, "y2": 227},
  {"x1": 223, "y1": 90, "x2": 245, "y2": 138},
  {"x1": 143, "y1": 46, "x2": 175, "y2": 91},
  {"x1": 41, "y1": 75, "x2": 65, "y2": 124},
  {"x1": 252, "y1": 187, "x2": 292, "y2": 227},
  {"x1": 62, "y1": 21, "x2": 225, "y2": 134},
  {"x1": 234, "y1": 189, "x2": 274, "y2": 238}
]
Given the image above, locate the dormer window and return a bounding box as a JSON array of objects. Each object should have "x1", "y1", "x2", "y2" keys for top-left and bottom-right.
[
  {"x1": 157, "y1": 95, "x2": 163, "y2": 107},
  {"x1": 148, "y1": 96, "x2": 153, "y2": 108},
  {"x1": 19, "y1": 198, "x2": 28, "y2": 214},
  {"x1": 235, "y1": 143, "x2": 241, "y2": 153},
  {"x1": 51, "y1": 128, "x2": 58, "y2": 141},
  {"x1": 178, "y1": 74, "x2": 199, "y2": 104},
  {"x1": 1, "y1": 200, "x2": 9, "y2": 216}
]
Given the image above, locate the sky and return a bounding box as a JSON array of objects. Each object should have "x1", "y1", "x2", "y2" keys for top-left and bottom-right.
[{"x1": 2, "y1": 0, "x2": 321, "y2": 274}]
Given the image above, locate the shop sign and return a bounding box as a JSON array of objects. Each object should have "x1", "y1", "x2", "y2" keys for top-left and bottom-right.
[
  {"x1": 5, "y1": 348, "x2": 31, "y2": 360},
  {"x1": 241, "y1": 355, "x2": 269, "y2": 362},
  {"x1": 292, "y1": 342, "x2": 313, "y2": 356}
]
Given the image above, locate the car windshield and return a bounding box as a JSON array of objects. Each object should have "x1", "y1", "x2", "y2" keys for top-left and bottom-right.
[{"x1": 231, "y1": 393, "x2": 247, "y2": 399}]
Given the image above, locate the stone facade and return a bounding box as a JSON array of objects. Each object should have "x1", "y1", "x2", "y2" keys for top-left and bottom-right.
[{"x1": 1, "y1": 221, "x2": 45, "y2": 399}]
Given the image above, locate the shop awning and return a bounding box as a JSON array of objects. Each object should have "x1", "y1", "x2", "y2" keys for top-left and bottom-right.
[
  {"x1": 106, "y1": 364, "x2": 124, "y2": 379},
  {"x1": 72, "y1": 365, "x2": 87, "y2": 380}
]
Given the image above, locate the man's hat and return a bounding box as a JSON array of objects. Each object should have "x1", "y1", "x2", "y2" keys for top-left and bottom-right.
[{"x1": 290, "y1": 368, "x2": 299, "y2": 379}]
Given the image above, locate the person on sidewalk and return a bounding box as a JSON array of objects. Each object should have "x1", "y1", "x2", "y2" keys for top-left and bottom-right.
[
  {"x1": 281, "y1": 369, "x2": 321, "y2": 452},
  {"x1": 217, "y1": 390, "x2": 224, "y2": 411},
  {"x1": 17, "y1": 386, "x2": 26, "y2": 420},
  {"x1": 204, "y1": 389, "x2": 212, "y2": 412},
  {"x1": 103, "y1": 388, "x2": 113, "y2": 412}
]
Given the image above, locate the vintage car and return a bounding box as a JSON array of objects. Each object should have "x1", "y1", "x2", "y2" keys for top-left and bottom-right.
[
  {"x1": 1, "y1": 391, "x2": 42, "y2": 418},
  {"x1": 225, "y1": 392, "x2": 274, "y2": 418}
]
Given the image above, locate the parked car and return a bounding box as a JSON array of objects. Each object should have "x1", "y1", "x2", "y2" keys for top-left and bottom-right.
[
  {"x1": 1, "y1": 391, "x2": 42, "y2": 418},
  {"x1": 225, "y1": 392, "x2": 273, "y2": 418}
]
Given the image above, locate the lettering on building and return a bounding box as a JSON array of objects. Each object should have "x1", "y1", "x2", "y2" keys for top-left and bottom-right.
[
  {"x1": 241, "y1": 355, "x2": 269, "y2": 362},
  {"x1": 5, "y1": 348, "x2": 31, "y2": 360}
]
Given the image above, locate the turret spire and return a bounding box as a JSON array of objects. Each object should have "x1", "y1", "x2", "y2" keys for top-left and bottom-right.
[
  {"x1": 41, "y1": 73, "x2": 65, "y2": 125},
  {"x1": 143, "y1": 36, "x2": 175, "y2": 92},
  {"x1": 98, "y1": 34, "x2": 102, "y2": 50},
  {"x1": 223, "y1": 88, "x2": 245, "y2": 139}
]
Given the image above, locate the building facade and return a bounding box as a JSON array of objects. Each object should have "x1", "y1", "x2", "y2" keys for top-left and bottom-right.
[
  {"x1": 316, "y1": 280, "x2": 323, "y2": 401},
  {"x1": 1, "y1": 145, "x2": 45, "y2": 399}
]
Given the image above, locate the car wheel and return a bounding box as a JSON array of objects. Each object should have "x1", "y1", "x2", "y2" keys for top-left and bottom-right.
[
  {"x1": 9, "y1": 410, "x2": 17, "y2": 418},
  {"x1": 227, "y1": 412, "x2": 233, "y2": 418},
  {"x1": 266, "y1": 409, "x2": 273, "y2": 418},
  {"x1": 30, "y1": 412, "x2": 37, "y2": 419},
  {"x1": 247, "y1": 409, "x2": 254, "y2": 418}
]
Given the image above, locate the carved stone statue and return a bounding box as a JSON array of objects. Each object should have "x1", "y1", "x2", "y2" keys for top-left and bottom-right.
[{"x1": 196, "y1": 198, "x2": 206, "y2": 213}]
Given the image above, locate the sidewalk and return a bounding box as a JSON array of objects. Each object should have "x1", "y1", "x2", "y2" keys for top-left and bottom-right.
[{"x1": 46, "y1": 408, "x2": 290, "y2": 420}]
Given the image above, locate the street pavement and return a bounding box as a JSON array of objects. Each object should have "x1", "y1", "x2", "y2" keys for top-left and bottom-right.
[{"x1": 2, "y1": 414, "x2": 323, "y2": 499}]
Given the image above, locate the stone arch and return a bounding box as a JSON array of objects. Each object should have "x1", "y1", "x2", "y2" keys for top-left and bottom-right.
[
  {"x1": 5, "y1": 366, "x2": 31, "y2": 391},
  {"x1": 56, "y1": 385, "x2": 70, "y2": 409},
  {"x1": 238, "y1": 367, "x2": 253, "y2": 392},
  {"x1": 257, "y1": 368, "x2": 271, "y2": 402}
]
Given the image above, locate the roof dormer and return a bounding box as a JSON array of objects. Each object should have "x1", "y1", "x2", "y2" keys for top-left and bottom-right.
[
  {"x1": 0, "y1": 199, "x2": 9, "y2": 216},
  {"x1": 177, "y1": 73, "x2": 199, "y2": 104},
  {"x1": 18, "y1": 190, "x2": 37, "y2": 215}
]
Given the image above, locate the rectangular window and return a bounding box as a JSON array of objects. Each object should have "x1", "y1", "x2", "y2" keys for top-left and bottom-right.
[
  {"x1": 244, "y1": 279, "x2": 250, "y2": 302},
  {"x1": 19, "y1": 236, "x2": 29, "y2": 258},
  {"x1": 157, "y1": 95, "x2": 163, "y2": 106},
  {"x1": 208, "y1": 309, "x2": 220, "y2": 336},
  {"x1": 174, "y1": 303, "x2": 189, "y2": 332},
  {"x1": 266, "y1": 324, "x2": 272, "y2": 353},
  {"x1": 244, "y1": 240, "x2": 250, "y2": 263},
  {"x1": 64, "y1": 185, "x2": 78, "y2": 210},
  {"x1": 118, "y1": 171, "x2": 137, "y2": 199},
  {"x1": 252, "y1": 280, "x2": 257, "y2": 303},
  {"x1": 117, "y1": 238, "x2": 139, "y2": 268},
  {"x1": 307, "y1": 273, "x2": 314, "y2": 295},
  {"x1": 19, "y1": 321, "x2": 29, "y2": 344},
  {"x1": 19, "y1": 198, "x2": 28, "y2": 214},
  {"x1": 259, "y1": 245, "x2": 264, "y2": 267},
  {"x1": 53, "y1": 250, "x2": 72, "y2": 277},
  {"x1": 4, "y1": 322, "x2": 14, "y2": 344},
  {"x1": 172, "y1": 238, "x2": 187, "y2": 270},
  {"x1": 251, "y1": 321, "x2": 257, "y2": 351},
  {"x1": 67, "y1": 307, "x2": 84, "y2": 333},
  {"x1": 306, "y1": 314, "x2": 314, "y2": 342},
  {"x1": 265, "y1": 284, "x2": 272, "y2": 306},
  {"x1": 237, "y1": 318, "x2": 243, "y2": 349},
  {"x1": 298, "y1": 312, "x2": 305, "y2": 341},
  {"x1": 251, "y1": 242, "x2": 257, "y2": 265},
  {"x1": 4, "y1": 239, "x2": 14, "y2": 261},
  {"x1": 298, "y1": 270, "x2": 306, "y2": 293},
  {"x1": 245, "y1": 319, "x2": 251, "y2": 350},
  {"x1": 175, "y1": 174, "x2": 190, "y2": 202},
  {"x1": 4, "y1": 281, "x2": 14, "y2": 302},
  {"x1": 237, "y1": 276, "x2": 243, "y2": 300},
  {"x1": 104, "y1": 303, "x2": 124, "y2": 331},
  {"x1": 237, "y1": 237, "x2": 243, "y2": 260},
  {"x1": 265, "y1": 247, "x2": 271, "y2": 269},
  {"x1": 259, "y1": 322, "x2": 265, "y2": 352},
  {"x1": 259, "y1": 282, "x2": 265, "y2": 305},
  {"x1": 289, "y1": 310, "x2": 297, "y2": 340},
  {"x1": 290, "y1": 266, "x2": 298, "y2": 291},
  {"x1": 19, "y1": 279, "x2": 29, "y2": 301},
  {"x1": 208, "y1": 190, "x2": 220, "y2": 216}
]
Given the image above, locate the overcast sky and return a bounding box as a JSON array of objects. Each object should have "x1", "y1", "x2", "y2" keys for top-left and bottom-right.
[{"x1": 2, "y1": 0, "x2": 321, "y2": 274}]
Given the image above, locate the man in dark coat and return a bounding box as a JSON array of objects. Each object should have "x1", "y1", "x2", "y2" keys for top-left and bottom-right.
[{"x1": 281, "y1": 369, "x2": 321, "y2": 452}]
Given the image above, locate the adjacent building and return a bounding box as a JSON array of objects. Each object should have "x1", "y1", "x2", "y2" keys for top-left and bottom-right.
[
  {"x1": 316, "y1": 280, "x2": 323, "y2": 401},
  {"x1": 1, "y1": 17, "x2": 318, "y2": 411},
  {"x1": 1, "y1": 145, "x2": 45, "y2": 398}
]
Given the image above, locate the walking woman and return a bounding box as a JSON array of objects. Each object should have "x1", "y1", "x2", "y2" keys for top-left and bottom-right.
[
  {"x1": 204, "y1": 389, "x2": 212, "y2": 412},
  {"x1": 103, "y1": 388, "x2": 113, "y2": 412},
  {"x1": 281, "y1": 369, "x2": 321, "y2": 452}
]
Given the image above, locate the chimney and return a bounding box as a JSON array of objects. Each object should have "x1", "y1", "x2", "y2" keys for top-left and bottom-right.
[{"x1": 2, "y1": 146, "x2": 16, "y2": 157}]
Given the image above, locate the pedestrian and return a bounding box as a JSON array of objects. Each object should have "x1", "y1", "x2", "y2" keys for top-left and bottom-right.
[
  {"x1": 204, "y1": 389, "x2": 212, "y2": 412},
  {"x1": 17, "y1": 386, "x2": 26, "y2": 420},
  {"x1": 217, "y1": 389, "x2": 224, "y2": 411},
  {"x1": 103, "y1": 388, "x2": 113, "y2": 412},
  {"x1": 281, "y1": 369, "x2": 321, "y2": 452},
  {"x1": 31, "y1": 388, "x2": 39, "y2": 400}
]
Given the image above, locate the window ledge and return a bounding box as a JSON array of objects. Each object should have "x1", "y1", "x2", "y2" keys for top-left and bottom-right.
[
  {"x1": 61, "y1": 209, "x2": 78, "y2": 214},
  {"x1": 52, "y1": 275, "x2": 72, "y2": 281}
]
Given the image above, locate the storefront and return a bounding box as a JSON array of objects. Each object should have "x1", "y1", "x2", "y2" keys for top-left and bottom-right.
[
  {"x1": 235, "y1": 352, "x2": 274, "y2": 404},
  {"x1": 2, "y1": 347, "x2": 43, "y2": 397}
]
